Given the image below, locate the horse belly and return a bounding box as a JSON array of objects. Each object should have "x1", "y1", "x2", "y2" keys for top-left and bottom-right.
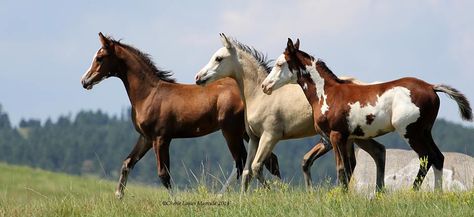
[
  {"x1": 350, "y1": 117, "x2": 393, "y2": 139},
  {"x1": 172, "y1": 122, "x2": 219, "y2": 138},
  {"x1": 246, "y1": 88, "x2": 316, "y2": 139}
]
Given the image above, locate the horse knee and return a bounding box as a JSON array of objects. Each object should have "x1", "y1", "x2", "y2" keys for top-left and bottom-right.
[
  {"x1": 302, "y1": 158, "x2": 311, "y2": 173},
  {"x1": 251, "y1": 162, "x2": 263, "y2": 176},
  {"x1": 120, "y1": 158, "x2": 132, "y2": 174}
]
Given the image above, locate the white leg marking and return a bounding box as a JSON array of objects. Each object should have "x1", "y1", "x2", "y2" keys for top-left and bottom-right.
[{"x1": 433, "y1": 167, "x2": 443, "y2": 190}]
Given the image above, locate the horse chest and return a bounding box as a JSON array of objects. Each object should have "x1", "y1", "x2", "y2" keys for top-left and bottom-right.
[{"x1": 131, "y1": 108, "x2": 160, "y2": 136}]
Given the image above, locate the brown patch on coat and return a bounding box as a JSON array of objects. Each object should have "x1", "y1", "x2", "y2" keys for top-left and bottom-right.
[
  {"x1": 366, "y1": 114, "x2": 376, "y2": 125},
  {"x1": 353, "y1": 125, "x2": 365, "y2": 137}
]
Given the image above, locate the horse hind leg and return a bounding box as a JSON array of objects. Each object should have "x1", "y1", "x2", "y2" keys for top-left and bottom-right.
[
  {"x1": 263, "y1": 153, "x2": 281, "y2": 179},
  {"x1": 301, "y1": 139, "x2": 333, "y2": 189},
  {"x1": 426, "y1": 132, "x2": 444, "y2": 191},
  {"x1": 354, "y1": 139, "x2": 386, "y2": 193},
  {"x1": 221, "y1": 129, "x2": 247, "y2": 179},
  {"x1": 219, "y1": 129, "x2": 247, "y2": 195},
  {"x1": 152, "y1": 137, "x2": 172, "y2": 190},
  {"x1": 116, "y1": 136, "x2": 152, "y2": 199},
  {"x1": 329, "y1": 131, "x2": 352, "y2": 190},
  {"x1": 241, "y1": 137, "x2": 259, "y2": 193},
  {"x1": 400, "y1": 126, "x2": 441, "y2": 191}
]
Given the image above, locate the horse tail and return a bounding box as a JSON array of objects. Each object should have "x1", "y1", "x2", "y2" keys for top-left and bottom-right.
[{"x1": 433, "y1": 84, "x2": 473, "y2": 121}]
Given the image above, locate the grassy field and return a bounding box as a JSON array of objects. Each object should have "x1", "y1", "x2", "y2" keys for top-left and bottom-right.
[{"x1": 0, "y1": 163, "x2": 473, "y2": 217}]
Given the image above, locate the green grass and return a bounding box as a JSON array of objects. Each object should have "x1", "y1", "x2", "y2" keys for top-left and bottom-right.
[{"x1": 0, "y1": 163, "x2": 473, "y2": 217}]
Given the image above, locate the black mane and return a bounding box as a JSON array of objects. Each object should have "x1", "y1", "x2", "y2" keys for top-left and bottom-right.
[
  {"x1": 230, "y1": 38, "x2": 272, "y2": 73},
  {"x1": 108, "y1": 37, "x2": 175, "y2": 83}
]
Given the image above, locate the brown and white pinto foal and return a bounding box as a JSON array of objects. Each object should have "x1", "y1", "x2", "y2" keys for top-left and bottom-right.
[{"x1": 262, "y1": 39, "x2": 473, "y2": 191}]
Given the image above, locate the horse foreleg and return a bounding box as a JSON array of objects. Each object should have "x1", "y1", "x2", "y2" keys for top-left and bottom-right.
[
  {"x1": 354, "y1": 139, "x2": 386, "y2": 193},
  {"x1": 241, "y1": 137, "x2": 259, "y2": 194},
  {"x1": 251, "y1": 132, "x2": 279, "y2": 189},
  {"x1": 115, "y1": 136, "x2": 152, "y2": 199},
  {"x1": 301, "y1": 139, "x2": 332, "y2": 189},
  {"x1": 330, "y1": 131, "x2": 351, "y2": 190},
  {"x1": 220, "y1": 129, "x2": 247, "y2": 195},
  {"x1": 153, "y1": 137, "x2": 172, "y2": 189},
  {"x1": 346, "y1": 141, "x2": 357, "y2": 181}
]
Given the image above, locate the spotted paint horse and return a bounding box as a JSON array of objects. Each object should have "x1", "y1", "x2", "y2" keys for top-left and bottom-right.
[{"x1": 262, "y1": 38, "x2": 473, "y2": 191}]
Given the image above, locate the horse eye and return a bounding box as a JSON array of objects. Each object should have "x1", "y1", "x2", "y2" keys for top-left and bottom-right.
[
  {"x1": 215, "y1": 56, "x2": 223, "y2": 62},
  {"x1": 96, "y1": 57, "x2": 103, "y2": 63}
]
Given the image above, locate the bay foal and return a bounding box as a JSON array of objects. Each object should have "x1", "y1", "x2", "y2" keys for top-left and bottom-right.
[
  {"x1": 262, "y1": 39, "x2": 472, "y2": 190},
  {"x1": 81, "y1": 33, "x2": 281, "y2": 198}
]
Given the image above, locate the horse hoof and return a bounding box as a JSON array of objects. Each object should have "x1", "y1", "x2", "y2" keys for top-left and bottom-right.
[{"x1": 115, "y1": 191, "x2": 124, "y2": 199}]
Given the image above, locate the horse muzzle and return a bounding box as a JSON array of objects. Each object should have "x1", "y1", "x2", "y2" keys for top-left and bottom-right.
[
  {"x1": 195, "y1": 73, "x2": 209, "y2": 86},
  {"x1": 81, "y1": 78, "x2": 94, "y2": 90},
  {"x1": 261, "y1": 81, "x2": 274, "y2": 95}
]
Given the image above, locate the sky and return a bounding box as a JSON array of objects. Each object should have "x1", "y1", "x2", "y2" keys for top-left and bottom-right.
[{"x1": 1, "y1": 0, "x2": 473, "y2": 127}]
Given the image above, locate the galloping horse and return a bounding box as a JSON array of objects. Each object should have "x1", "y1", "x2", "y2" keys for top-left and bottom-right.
[
  {"x1": 81, "y1": 33, "x2": 281, "y2": 198},
  {"x1": 262, "y1": 38, "x2": 473, "y2": 190},
  {"x1": 195, "y1": 34, "x2": 387, "y2": 193}
]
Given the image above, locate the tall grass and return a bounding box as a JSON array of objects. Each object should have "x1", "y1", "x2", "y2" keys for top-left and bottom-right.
[{"x1": 0, "y1": 163, "x2": 473, "y2": 217}]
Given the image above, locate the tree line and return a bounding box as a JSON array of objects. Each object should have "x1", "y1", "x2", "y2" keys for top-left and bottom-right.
[{"x1": 0, "y1": 103, "x2": 472, "y2": 188}]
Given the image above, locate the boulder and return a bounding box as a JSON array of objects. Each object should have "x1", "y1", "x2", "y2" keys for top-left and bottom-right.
[{"x1": 352, "y1": 149, "x2": 474, "y2": 193}]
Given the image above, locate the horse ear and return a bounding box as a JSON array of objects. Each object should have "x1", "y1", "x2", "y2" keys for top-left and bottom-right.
[
  {"x1": 287, "y1": 38, "x2": 296, "y2": 53},
  {"x1": 99, "y1": 32, "x2": 108, "y2": 46},
  {"x1": 98, "y1": 32, "x2": 113, "y2": 49},
  {"x1": 295, "y1": 39, "x2": 300, "y2": 50},
  {"x1": 220, "y1": 33, "x2": 234, "y2": 50}
]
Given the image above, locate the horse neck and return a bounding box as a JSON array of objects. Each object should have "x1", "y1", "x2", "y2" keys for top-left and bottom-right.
[
  {"x1": 234, "y1": 51, "x2": 268, "y2": 105},
  {"x1": 118, "y1": 49, "x2": 161, "y2": 108},
  {"x1": 298, "y1": 60, "x2": 339, "y2": 108}
]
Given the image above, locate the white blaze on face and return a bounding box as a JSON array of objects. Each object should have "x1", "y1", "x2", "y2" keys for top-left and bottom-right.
[
  {"x1": 264, "y1": 54, "x2": 295, "y2": 90},
  {"x1": 197, "y1": 47, "x2": 231, "y2": 82},
  {"x1": 82, "y1": 51, "x2": 98, "y2": 81},
  {"x1": 347, "y1": 87, "x2": 420, "y2": 139},
  {"x1": 304, "y1": 61, "x2": 329, "y2": 114}
]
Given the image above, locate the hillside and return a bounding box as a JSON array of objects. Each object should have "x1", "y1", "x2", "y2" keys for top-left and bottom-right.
[
  {"x1": 1, "y1": 163, "x2": 473, "y2": 217},
  {"x1": 0, "y1": 104, "x2": 473, "y2": 188}
]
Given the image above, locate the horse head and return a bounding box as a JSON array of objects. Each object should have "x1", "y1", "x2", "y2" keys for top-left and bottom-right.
[
  {"x1": 195, "y1": 33, "x2": 240, "y2": 85},
  {"x1": 81, "y1": 32, "x2": 123, "y2": 90},
  {"x1": 262, "y1": 38, "x2": 307, "y2": 95}
]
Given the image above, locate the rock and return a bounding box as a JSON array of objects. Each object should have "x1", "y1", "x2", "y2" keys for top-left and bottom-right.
[{"x1": 352, "y1": 149, "x2": 474, "y2": 193}]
